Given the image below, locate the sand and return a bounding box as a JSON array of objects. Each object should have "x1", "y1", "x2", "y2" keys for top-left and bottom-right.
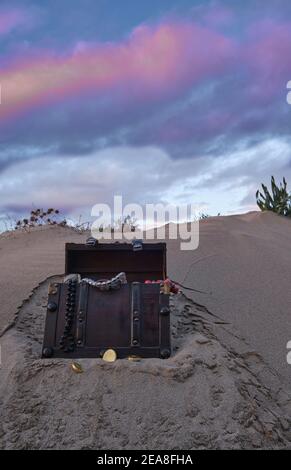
[
  {"x1": 1, "y1": 211, "x2": 291, "y2": 449},
  {"x1": 166, "y1": 211, "x2": 291, "y2": 389},
  {"x1": 0, "y1": 225, "x2": 87, "y2": 335},
  {"x1": 1, "y1": 211, "x2": 291, "y2": 386},
  {"x1": 0, "y1": 277, "x2": 290, "y2": 449}
]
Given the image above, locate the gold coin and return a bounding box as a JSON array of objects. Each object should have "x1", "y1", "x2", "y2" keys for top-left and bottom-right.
[
  {"x1": 102, "y1": 349, "x2": 117, "y2": 362},
  {"x1": 71, "y1": 362, "x2": 83, "y2": 373},
  {"x1": 48, "y1": 283, "x2": 58, "y2": 295},
  {"x1": 127, "y1": 355, "x2": 141, "y2": 362}
]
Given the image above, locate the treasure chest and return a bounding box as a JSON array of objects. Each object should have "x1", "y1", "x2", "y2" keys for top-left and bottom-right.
[{"x1": 42, "y1": 241, "x2": 171, "y2": 359}]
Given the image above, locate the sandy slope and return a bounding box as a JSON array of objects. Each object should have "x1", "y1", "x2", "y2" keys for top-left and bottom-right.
[
  {"x1": 0, "y1": 225, "x2": 88, "y2": 334},
  {"x1": 0, "y1": 278, "x2": 290, "y2": 450},
  {"x1": 1, "y1": 211, "x2": 290, "y2": 387},
  {"x1": 166, "y1": 211, "x2": 291, "y2": 388},
  {"x1": 1, "y1": 212, "x2": 291, "y2": 449}
]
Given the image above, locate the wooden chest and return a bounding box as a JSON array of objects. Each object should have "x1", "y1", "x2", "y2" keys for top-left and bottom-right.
[{"x1": 42, "y1": 242, "x2": 171, "y2": 359}]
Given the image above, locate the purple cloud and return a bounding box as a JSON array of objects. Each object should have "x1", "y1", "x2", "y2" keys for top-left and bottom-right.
[{"x1": 0, "y1": 8, "x2": 32, "y2": 35}]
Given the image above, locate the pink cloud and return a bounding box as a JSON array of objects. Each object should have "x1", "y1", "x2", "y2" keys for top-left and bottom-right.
[
  {"x1": 0, "y1": 8, "x2": 30, "y2": 35},
  {"x1": 0, "y1": 21, "x2": 235, "y2": 121}
]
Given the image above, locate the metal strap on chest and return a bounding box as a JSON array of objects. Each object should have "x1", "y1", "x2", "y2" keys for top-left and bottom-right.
[
  {"x1": 76, "y1": 281, "x2": 88, "y2": 347},
  {"x1": 131, "y1": 282, "x2": 141, "y2": 346}
]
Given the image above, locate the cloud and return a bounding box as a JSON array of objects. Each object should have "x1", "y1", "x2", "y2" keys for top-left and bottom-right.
[
  {"x1": 1, "y1": 14, "x2": 291, "y2": 165},
  {"x1": 242, "y1": 19, "x2": 291, "y2": 104},
  {"x1": 0, "y1": 139, "x2": 290, "y2": 221},
  {"x1": 1, "y1": 7, "x2": 291, "y2": 220},
  {"x1": 0, "y1": 21, "x2": 235, "y2": 121},
  {"x1": 0, "y1": 8, "x2": 32, "y2": 35},
  {"x1": 0, "y1": 146, "x2": 192, "y2": 213},
  {"x1": 196, "y1": 3, "x2": 235, "y2": 28}
]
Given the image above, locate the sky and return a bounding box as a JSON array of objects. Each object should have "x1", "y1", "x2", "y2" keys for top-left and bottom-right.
[{"x1": 1, "y1": 0, "x2": 291, "y2": 227}]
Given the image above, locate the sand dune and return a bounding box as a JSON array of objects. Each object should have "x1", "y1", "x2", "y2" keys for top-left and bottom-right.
[
  {"x1": 1, "y1": 211, "x2": 291, "y2": 449},
  {"x1": 0, "y1": 278, "x2": 290, "y2": 449},
  {"x1": 166, "y1": 211, "x2": 291, "y2": 388},
  {"x1": 1, "y1": 211, "x2": 290, "y2": 386},
  {"x1": 0, "y1": 225, "x2": 88, "y2": 334}
]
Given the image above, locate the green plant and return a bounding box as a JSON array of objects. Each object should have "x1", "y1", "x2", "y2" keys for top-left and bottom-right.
[{"x1": 256, "y1": 176, "x2": 291, "y2": 216}]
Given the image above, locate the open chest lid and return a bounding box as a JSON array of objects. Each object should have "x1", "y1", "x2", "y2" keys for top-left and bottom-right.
[{"x1": 65, "y1": 242, "x2": 167, "y2": 283}]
